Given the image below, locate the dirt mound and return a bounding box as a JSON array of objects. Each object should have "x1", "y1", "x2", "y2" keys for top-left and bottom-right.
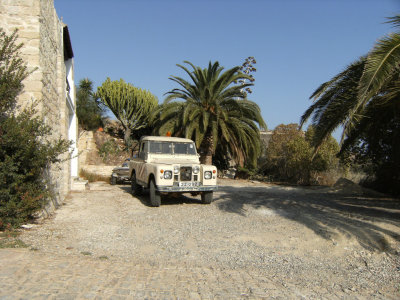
[{"x1": 333, "y1": 178, "x2": 386, "y2": 197}]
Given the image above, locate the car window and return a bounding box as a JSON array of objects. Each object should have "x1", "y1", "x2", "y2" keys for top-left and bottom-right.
[
  {"x1": 139, "y1": 142, "x2": 147, "y2": 159},
  {"x1": 149, "y1": 142, "x2": 172, "y2": 154},
  {"x1": 174, "y1": 143, "x2": 197, "y2": 155}
]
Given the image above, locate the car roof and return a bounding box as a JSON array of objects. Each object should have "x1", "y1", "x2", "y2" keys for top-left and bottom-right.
[{"x1": 140, "y1": 136, "x2": 195, "y2": 143}]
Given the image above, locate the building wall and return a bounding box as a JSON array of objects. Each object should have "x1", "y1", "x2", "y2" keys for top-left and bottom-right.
[
  {"x1": 0, "y1": 0, "x2": 77, "y2": 213},
  {"x1": 0, "y1": 0, "x2": 42, "y2": 106}
]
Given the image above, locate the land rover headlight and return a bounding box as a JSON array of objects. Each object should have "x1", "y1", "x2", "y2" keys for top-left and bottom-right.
[
  {"x1": 193, "y1": 166, "x2": 200, "y2": 174},
  {"x1": 173, "y1": 166, "x2": 180, "y2": 174},
  {"x1": 164, "y1": 170, "x2": 172, "y2": 179},
  {"x1": 204, "y1": 171, "x2": 212, "y2": 179}
]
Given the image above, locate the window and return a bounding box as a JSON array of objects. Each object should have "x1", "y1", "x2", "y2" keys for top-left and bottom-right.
[
  {"x1": 174, "y1": 143, "x2": 196, "y2": 155},
  {"x1": 139, "y1": 142, "x2": 148, "y2": 160},
  {"x1": 145, "y1": 141, "x2": 197, "y2": 155},
  {"x1": 149, "y1": 142, "x2": 172, "y2": 154}
]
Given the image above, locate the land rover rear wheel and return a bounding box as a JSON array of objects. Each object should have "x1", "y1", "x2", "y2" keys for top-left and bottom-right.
[{"x1": 131, "y1": 172, "x2": 143, "y2": 196}]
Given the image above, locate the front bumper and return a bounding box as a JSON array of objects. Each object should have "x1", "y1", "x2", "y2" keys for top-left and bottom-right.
[
  {"x1": 156, "y1": 185, "x2": 218, "y2": 192},
  {"x1": 112, "y1": 173, "x2": 130, "y2": 181}
]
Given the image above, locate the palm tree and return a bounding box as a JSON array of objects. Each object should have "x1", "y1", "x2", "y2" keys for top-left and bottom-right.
[
  {"x1": 158, "y1": 61, "x2": 266, "y2": 166},
  {"x1": 300, "y1": 57, "x2": 366, "y2": 149},
  {"x1": 356, "y1": 15, "x2": 400, "y2": 116},
  {"x1": 301, "y1": 15, "x2": 400, "y2": 151},
  {"x1": 76, "y1": 78, "x2": 104, "y2": 130}
]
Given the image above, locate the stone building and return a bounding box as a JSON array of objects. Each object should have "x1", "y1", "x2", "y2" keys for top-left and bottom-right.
[
  {"x1": 0, "y1": 0, "x2": 78, "y2": 212},
  {"x1": 260, "y1": 130, "x2": 273, "y2": 149}
]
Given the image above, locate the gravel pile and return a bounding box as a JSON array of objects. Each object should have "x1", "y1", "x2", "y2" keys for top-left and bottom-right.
[{"x1": 21, "y1": 180, "x2": 400, "y2": 298}]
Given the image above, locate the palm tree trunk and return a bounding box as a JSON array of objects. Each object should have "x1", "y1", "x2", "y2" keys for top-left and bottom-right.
[{"x1": 200, "y1": 131, "x2": 213, "y2": 165}]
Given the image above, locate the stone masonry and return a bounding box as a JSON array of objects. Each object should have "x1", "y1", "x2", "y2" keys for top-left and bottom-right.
[{"x1": 0, "y1": 0, "x2": 78, "y2": 214}]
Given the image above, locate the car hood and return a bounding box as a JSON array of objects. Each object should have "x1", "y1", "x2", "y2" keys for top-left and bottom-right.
[
  {"x1": 112, "y1": 167, "x2": 129, "y2": 171},
  {"x1": 148, "y1": 157, "x2": 200, "y2": 165}
]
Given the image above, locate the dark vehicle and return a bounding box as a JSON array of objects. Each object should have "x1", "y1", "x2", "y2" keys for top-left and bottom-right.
[{"x1": 111, "y1": 161, "x2": 130, "y2": 185}]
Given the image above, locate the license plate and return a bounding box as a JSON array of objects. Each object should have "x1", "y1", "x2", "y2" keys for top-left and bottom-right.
[{"x1": 179, "y1": 182, "x2": 200, "y2": 187}]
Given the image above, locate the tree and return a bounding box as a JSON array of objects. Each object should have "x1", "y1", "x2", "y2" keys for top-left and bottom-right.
[
  {"x1": 96, "y1": 78, "x2": 158, "y2": 147},
  {"x1": 0, "y1": 28, "x2": 70, "y2": 229},
  {"x1": 343, "y1": 102, "x2": 400, "y2": 196},
  {"x1": 300, "y1": 57, "x2": 365, "y2": 149},
  {"x1": 300, "y1": 15, "x2": 400, "y2": 194},
  {"x1": 301, "y1": 15, "x2": 400, "y2": 148},
  {"x1": 261, "y1": 124, "x2": 339, "y2": 185},
  {"x1": 354, "y1": 15, "x2": 400, "y2": 132},
  {"x1": 0, "y1": 29, "x2": 30, "y2": 115},
  {"x1": 158, "y1": 61, "x2": 266, "y2": 166},
  {"x1": 76, "y1": 78, "x2": 104, "y2": 130}
]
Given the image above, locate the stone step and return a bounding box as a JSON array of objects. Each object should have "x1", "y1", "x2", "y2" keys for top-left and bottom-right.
[{"x1": 71, "y1": 177, "x2": 89, "y2": 191}]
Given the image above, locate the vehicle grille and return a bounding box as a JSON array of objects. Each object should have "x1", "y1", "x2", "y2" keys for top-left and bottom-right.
[{"x1": 180, "y1": 166, "x2": 192, "y2": 181}]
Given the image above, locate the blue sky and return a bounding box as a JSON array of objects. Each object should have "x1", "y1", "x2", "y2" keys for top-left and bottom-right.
[{"x1": 55, "y1": 0, "x2": 399, "y2": 136}]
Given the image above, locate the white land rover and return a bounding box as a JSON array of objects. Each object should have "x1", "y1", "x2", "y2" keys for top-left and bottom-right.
[{"x1": 128, "y1": 136, "x2": 218, "y2": 207}]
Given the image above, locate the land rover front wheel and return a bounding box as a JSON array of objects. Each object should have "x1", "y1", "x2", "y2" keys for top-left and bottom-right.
[
  {"x1": 201, "y1": 191, "x2": 213, "y2": 204},
  {"x1": 149, "y1": 179, "x2": 161, "y2": 207}
]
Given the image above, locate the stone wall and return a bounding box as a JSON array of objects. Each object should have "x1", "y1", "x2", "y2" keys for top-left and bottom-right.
[
  {"x1": 0, "y1": 0, "x2": 75, "y2": 213},
  {"x1": 0, "y1": 0, "x2": 42, "y2": 106},
  {"x1": 78, "y1": 130, "x2": 115, "y2": 177},
  {"x1": 81, "y1": 165, "x2": 115, "y2": 178},
  {"x1": 78, "y1": 131, "x2": 96, "y2": 167}
]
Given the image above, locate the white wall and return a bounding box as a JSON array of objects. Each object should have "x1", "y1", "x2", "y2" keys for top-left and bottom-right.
[{"x1": 65, "y1": 58, "x2": 78, "y2": 177}]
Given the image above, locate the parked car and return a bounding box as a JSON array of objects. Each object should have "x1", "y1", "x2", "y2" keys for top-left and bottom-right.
[
  {"x1": 111, "y1": 160, "x2": 130, "y2": 185},
  {"x1": 128, "y1": 136, "x2": 217, "y2": 206}
]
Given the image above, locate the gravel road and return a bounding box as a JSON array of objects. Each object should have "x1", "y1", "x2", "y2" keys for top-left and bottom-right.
[{"x1": 19, "y1": 178, "x2": 400, "y2": 298}]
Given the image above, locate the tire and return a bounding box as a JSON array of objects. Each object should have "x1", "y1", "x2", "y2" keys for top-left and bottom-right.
[
  {"x1": 131, "y1": 172, "x2": 143, "y2": 196},
  {"x1": 111, "y1": 175, "x2": 117, "y2": 185},
  {"x1": 201, "y1": 191, "x2": 213, "y2": 204},
  {"x1": 149, "y1": 179, "x2": 161, "y2": 207}
]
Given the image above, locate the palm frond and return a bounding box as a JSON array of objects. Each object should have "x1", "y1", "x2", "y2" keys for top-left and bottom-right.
[
  {"x1": 302, "y1": 57, "x2": 365, "y2": 148},
  {"x1": 385, "y1": 15, "x2": 400, "y2": 28},
  {"x1": 358, "y1": 33, "x2": 400, "y2": 110}
]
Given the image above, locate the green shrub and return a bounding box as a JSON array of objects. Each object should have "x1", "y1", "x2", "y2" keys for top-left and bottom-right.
[
  {"x1": 261, "y1": 124, "x2": 340, "y2": 185},
  {"x1": 0, "y1": 105, "x2": 70, "y2": 229},
  {"x1": 235, "y1": 166, "x2": 257, "y2": 179},
  {"x1": 0, "y1": 28, "x2": 70, "y2": 229},
  {"x1": 98, "y1": 139, "x2": 120, "y2": 162}
]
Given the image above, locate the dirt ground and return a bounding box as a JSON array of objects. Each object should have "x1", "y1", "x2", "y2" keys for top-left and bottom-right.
[{"x1": 15, "y1": 178, "x2": 400, "y2": 298}]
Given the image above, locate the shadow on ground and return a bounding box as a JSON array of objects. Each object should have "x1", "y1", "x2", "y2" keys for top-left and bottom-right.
[
  {"x1": 118, "y1": 186, "x2": 202, "y2": 206},
  {"x1": 215, "y1": 185, "x2": 400, "y2": 253}
]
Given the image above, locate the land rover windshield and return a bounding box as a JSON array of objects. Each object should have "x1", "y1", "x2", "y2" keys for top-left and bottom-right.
[{"x1": 148, "y1": 141, "x2": 197, "y2": 155}]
